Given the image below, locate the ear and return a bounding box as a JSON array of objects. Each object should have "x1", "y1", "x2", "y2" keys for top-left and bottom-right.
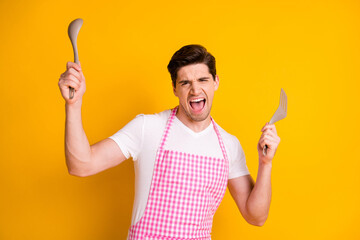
[
  {"x1": 172, "y1": 82, "x2": 178, "y2": 97},
  {"x1": 214, "y1": 75, "x2": 220, "y2": 91}
]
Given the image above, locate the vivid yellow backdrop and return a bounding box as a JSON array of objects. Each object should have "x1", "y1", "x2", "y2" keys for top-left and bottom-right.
[{"x1": 1, "y1": 0, "x2": 360, "y2": 239}]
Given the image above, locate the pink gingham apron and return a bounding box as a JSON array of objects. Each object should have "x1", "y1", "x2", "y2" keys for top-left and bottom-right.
[{"x1": 128, "y1": 107, "x2": 229, "y2": 240}]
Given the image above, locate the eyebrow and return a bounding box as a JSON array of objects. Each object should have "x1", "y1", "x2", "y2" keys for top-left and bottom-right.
[
  {"x1": 178, "y1": 80, "x2": 190, "y2": 85},
  {"x1": 178, "y1": 77, "x2": 211, "y2": 84},
  {"x1": 198, "y1": 77, "x2": 210, "y2": 81}
]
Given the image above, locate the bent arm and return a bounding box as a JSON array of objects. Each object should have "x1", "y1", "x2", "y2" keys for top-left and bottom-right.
[
  {"x1": 228, "y1": 163, "x2": 272, "y2": 226},
  {"x1": 229, "y1": 122, "x2": 279, "y2": 225},
  {"x1": 65, "y1": 101, "x2": 126, "y2": 177},
  {"x1": 60, "y1": 62, "x2": 126, "y2": 177}
]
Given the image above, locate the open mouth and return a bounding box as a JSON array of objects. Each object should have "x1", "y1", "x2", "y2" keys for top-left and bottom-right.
[{"x1": 189, "y1": 98, "x2": 206, "y2": 112}]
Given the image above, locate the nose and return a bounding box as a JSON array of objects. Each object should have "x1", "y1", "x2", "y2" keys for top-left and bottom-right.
[{"x1": 190, "y1": 81, "x2": 201, "y2": 95}]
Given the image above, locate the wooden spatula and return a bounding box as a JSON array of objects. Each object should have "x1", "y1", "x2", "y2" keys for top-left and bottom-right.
[{"x1": 263, "y1": 88, "x2": 287, "y2": 156}]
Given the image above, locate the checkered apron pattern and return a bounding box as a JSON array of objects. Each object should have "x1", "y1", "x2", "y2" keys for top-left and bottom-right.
[{"x1": 128, "y1": 107, "x2": 229, "y2": 240}]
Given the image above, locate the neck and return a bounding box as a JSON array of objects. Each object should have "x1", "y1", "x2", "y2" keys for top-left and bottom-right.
[{"x1": 175, "y1": 107, "x2": 212, "y2": 133}]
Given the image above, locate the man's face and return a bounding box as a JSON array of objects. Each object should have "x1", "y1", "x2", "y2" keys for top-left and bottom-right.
[{"x1": 173, "y1": 63, "x2": 219, "y2": 123}]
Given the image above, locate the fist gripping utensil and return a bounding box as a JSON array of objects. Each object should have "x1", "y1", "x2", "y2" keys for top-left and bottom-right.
[
  {"x1": 263, "y1": 88, "x2": 287, "y2": 156},
  {"x1": 67, "y1": 18, "x2": 83, "y2": 99}
]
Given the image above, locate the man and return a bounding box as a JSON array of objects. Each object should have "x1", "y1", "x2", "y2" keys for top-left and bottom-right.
[{"x1": 58, "y1": 44, "x2": 280, "y2": 239}]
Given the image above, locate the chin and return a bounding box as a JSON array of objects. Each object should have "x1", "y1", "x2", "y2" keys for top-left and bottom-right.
[
  {"x1": 188, "y1": 108, "x2": 211, "y2": 122},
  {"x1": 179, "y1": 102, "x2": 212, "y2": 122}
]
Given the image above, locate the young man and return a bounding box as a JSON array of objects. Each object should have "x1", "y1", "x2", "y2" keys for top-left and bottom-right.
[{"x1": 58, "y1": 44, "x2": 280, "y2": 239}]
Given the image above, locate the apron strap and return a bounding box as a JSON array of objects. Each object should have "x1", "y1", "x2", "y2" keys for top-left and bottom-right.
[
  {"x1": 159, "y1": 106, "x2": 229, "y2": 163},
  {"x1": 158, "y1": 106, "x2": 178, "y2": 150},
  {"x1": 211, "y1": 118, "x2": 229, "y2": 162}
]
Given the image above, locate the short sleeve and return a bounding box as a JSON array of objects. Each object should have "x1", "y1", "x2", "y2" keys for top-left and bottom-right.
[
  {"x1": 228, "y1": 137, "x2": 250, "y2": 179},
  {"x1": 108, "y1": 114, "x2": 144, "y2": 161}
]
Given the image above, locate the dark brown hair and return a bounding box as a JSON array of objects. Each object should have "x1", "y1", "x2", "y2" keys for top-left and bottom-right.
[{"x1": 167, "y1": 44, "x2": 216, "y2": 87}]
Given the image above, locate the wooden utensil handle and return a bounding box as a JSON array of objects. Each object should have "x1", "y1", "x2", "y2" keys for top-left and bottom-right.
[
  {"x1": 263, "y1": 145, "x2": 268, "y2": 156},
  {"x1": 69, "y1": 87, "x2": 75, "y2": 99}
]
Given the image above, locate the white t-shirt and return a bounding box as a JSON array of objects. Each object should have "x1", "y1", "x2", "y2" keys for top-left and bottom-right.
[{"x1": 108, "y1": 109, "x2": 250, "y2": 226}]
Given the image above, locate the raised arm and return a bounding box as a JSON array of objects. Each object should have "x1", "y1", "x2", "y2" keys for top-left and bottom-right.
[
  {"x1": 228, "y1": 123, "x2": 280, "y2": 226},
  {"x1": 58, "y1": 62, "x2": 127, "y2": 177}
]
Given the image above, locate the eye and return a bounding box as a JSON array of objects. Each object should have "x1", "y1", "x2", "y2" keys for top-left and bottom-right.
[{"x1": 180, "y1": 81, "x2": 189, "y2": 86}]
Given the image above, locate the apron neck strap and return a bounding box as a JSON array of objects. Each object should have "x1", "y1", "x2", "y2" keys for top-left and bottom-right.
[{"x1": 159, "y1": 106, "x2": 229, "y2": 162}]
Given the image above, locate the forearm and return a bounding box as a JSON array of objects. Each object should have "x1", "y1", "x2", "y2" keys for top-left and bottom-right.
[
  {"x1": 245, "y1": 162, "x2": 272, "y2": 225},
  {"x1": 65, "y1": 100, "x2": 92, "y2": 176}
]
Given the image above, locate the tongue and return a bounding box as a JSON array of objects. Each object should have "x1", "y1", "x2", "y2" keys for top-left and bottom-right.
[{"x1": 190, "y1": 100, "x2": 205, "y2": 111}]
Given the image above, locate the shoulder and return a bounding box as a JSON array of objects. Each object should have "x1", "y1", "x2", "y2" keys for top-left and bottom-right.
[
  {"x1": 214, "y1": 122, "x2": 241, "y2": 148},
  {"x1": 213, "y1": 122, "x2": 245, "y2": 160},
  {"x1": 143, "y1": 108, "x2": 171, "y2": 120},
  {"x1": 213, "y1": 122, "x2": 249, "y2": 178},
  {"x1": 136, "y1": 108, "x2": 172, "y2": 134},
  {"x1": 119, "y1": 108, "x2": 172, "y2": 132},
  {"x1": 141, "y1": 109, "x2": 171, "y2": 125}
]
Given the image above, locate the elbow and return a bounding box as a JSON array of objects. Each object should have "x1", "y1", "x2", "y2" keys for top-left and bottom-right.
[
  {"x1": 68, "y1": 169, "x2": 90, "y2": 177},
  {"x1": 244, "y1": 202, "x2": 270, "y2": 227},
  {"x1": 244, "y1": 214, "x2": 268, "y2": 227},
  {"x1": 67, "y1": 161, "x2": 93, "y2": 177},
  {"x1": 246, "y1": 215, "x2": 268, "y2": 227},
  {"x1": 250, "y1": 220, "x2": 266, "y2": 227},
  {"x1": 65, "y1": 152, "x2": 93, "y2": 177}
]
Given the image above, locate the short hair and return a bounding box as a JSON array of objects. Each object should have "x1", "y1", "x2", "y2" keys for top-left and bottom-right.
[{"x1": 167, "y1": 44, "x2": 216, "y2": 87}]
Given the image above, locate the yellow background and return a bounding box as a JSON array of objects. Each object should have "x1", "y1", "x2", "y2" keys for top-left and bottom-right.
[{"x1": 1, "y1": 0, "x2": 359, "y2": 239}]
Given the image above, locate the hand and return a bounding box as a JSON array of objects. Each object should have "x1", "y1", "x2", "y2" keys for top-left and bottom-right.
[
  {"x1": 257, "y1": 123, "x2": 281, "y2": 165},
  {"x1": 58, "y1": 62, "x2": 86, "y2": 105}
]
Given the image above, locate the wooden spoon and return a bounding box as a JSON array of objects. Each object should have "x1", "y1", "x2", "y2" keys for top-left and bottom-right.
[{"x1": 67, "y1": 18, "x2": 83, "y2": 99}]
